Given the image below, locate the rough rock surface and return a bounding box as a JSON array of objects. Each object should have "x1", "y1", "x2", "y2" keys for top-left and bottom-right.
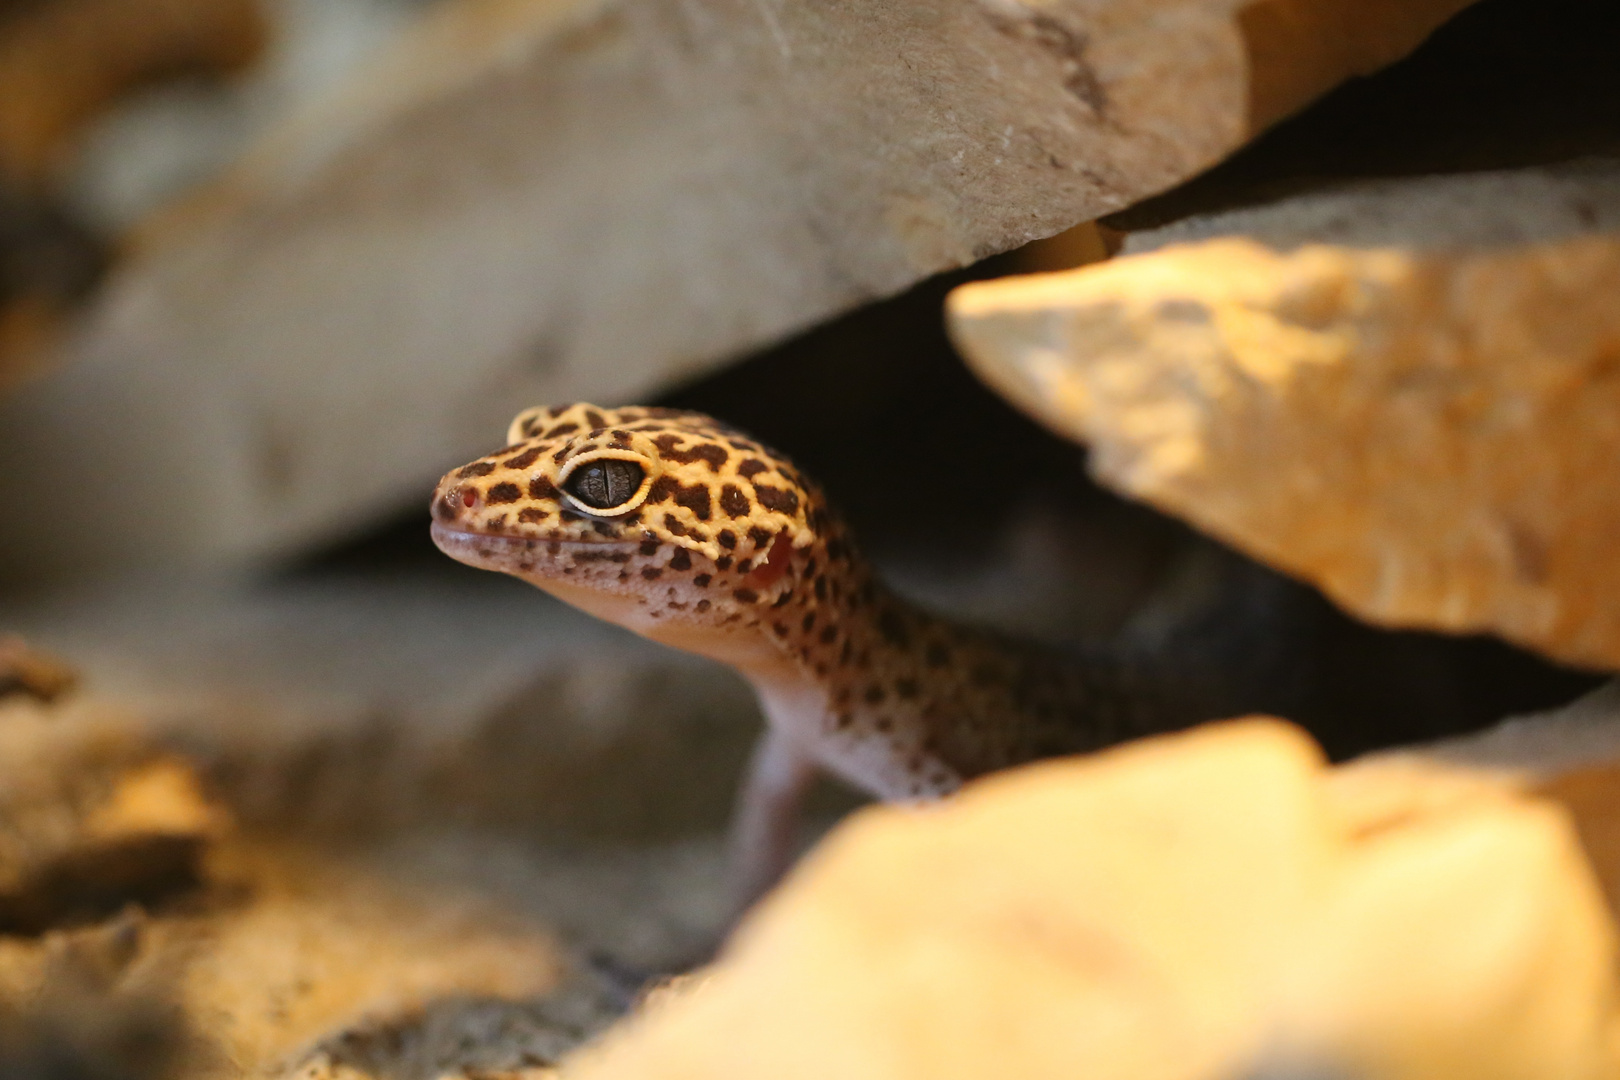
[
  {"x1": 948, "y1": 162, "x2": 1620, "y2": 670},
  {"x1": 6, "y1": 573, "x2": 767, "y2": 843},
  {"x1": 0, "y1": 0, "x2": 1473, "y2": 578},
  {"x1": 0, "y1": 684, "x2": 725, "y2": 1078},
  {"x1": 562, "y1": 716, "x2": 1620, "y2": 1080}
]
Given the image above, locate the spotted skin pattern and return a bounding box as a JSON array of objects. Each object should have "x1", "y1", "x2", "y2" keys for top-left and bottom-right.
[{"x1": 431, "y1": 403, "x2": 1212, "y2": 903}]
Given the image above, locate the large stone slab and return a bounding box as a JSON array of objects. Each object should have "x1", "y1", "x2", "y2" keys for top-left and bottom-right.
[
  {"x1": 562, "y1": 715, "x2": 1620, "y2": 1080},
  {"x1": 948, "y1": 162, "x2": 1620, "y2": 671},
  {"x1": 0, "y1": 0, "x2": 1472, "y2": 578}
]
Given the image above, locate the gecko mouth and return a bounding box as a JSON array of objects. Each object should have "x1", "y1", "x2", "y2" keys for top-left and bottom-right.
[{"x1": 430, "y1": 523, "x2": 637, "y2": 571}]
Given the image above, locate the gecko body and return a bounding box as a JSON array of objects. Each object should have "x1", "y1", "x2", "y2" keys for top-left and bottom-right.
[{"x1": 431, "y1": 404, "x2": 1255, "y2": 904}]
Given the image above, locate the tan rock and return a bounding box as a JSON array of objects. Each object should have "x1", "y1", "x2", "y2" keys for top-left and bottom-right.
[
  {"x1": 0, "y1": 0, "x2": 1473, "y2": 577},
  {"x1": 948, "y1": 163, "x2": 1620, "y2": 670},
  {"x1": 1371, "y1": 679, "x2": 1620, "y2": 919},
  {"x1": 0, "y1": 700, "x2": 227, "y2": 936},
  {"x1": 561, "y1": 719, "x2": 1620, "y2": 1080}
]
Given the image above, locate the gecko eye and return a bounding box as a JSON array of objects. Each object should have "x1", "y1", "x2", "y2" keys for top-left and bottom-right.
[{"x1": 565, "y1": 459, "x2": 644, "y2": 510}]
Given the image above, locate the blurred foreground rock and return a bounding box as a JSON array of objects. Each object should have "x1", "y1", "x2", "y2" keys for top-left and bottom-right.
[
  {"x1": 3, "y1": 579, "x2": 1620, "y2": 1077},
  {"x1": 0, "y1": 667, "x2": 726, "y2": 1077},
  {"x1": 0, "y1": 0, "x2": 1473, "y2": 578},
  {"x1": 948, "y1": 161, "x2": 1620, "y2": 670},
  {"x1": 564, "y1": 712, "x2": 1620, "y2": 1080}
]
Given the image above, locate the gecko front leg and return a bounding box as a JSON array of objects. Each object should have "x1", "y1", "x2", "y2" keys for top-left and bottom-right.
[{"x1": 725, "y1": 723, "x2": 822, "y2": 915}]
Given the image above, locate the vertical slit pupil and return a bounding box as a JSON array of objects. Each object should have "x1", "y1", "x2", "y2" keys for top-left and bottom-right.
[{"x1": 568, "y1": 460, "x2": 644, "y2": 509}]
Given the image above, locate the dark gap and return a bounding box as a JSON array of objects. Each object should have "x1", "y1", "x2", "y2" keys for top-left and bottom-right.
[
  {"x1": 0, "y1": 837, "x2": 205, "y2": 938},
  {"x1": 1109, "y1": 0, "x2": 1620, "y2": 231}
]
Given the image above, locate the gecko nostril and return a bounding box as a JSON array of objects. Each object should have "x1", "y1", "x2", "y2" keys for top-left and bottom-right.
[{"x1": 461, "y1": 488, "x2": 480, "y2": 510}]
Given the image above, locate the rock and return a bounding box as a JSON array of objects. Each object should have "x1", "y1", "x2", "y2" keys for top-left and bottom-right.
[
  {"x1": 0, "y1": 634, "x2": 78, "y2": 702},
  {"x1": 1376, "y1": 678, "x2": 1620, "y2": 917},
  {"x1": 0, "y1": 0, "x2": 1474, "y2": 578},
  {"x1": 0, "y1": 0, "x2": 267, "y2": 185},
  {"x1": 560, "y1": 719, "x2": 1620, "y2": 1080},
  {"x1": 0, "y1": 640, "x2": 734, "y2": 1077},
  {"x1": 947, "y1": 162, "x2": 1620, "y2": 671},
  {"x1": 6, "y1": 573, "x2": 764, "y2": 844},
  {"x1": 0, "y1": 704, "x2": 227, "y2": 935}
]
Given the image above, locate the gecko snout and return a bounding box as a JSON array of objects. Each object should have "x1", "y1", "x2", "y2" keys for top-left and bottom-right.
[{"x1": 432, "y1": 482, "x2": 481, "y2": 523}]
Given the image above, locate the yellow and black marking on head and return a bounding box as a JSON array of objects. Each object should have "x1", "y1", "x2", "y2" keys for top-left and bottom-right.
[{"x1": 430, "y1": 403, "x2": 840, "y2": 635}]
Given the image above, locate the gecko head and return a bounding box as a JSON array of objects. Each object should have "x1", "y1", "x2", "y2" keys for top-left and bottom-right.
[{"x1": 431, "y1": 403, "x2": 836, "y2": 645}]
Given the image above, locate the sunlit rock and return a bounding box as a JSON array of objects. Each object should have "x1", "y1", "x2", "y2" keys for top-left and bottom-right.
[{"x1": 949, "y1": 163, "x2": 1620, "y2": 670}]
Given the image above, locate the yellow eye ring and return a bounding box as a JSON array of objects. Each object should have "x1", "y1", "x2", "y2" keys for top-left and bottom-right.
[{"x1": 556, "y1": 450, "x2": 655, "y2": 516}]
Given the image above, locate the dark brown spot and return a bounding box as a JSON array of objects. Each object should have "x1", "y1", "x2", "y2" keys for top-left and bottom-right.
[
  {"x1": 640, "y1": 538, "x2": 660, "y2": 556},
  {"x1": 753, "y1": 484, "x2": 799, "y2": 514},
  {"x1": 457, "y1": 461, "x2": 496, "y2": 479},
  {"x1": 819, "y1": 626, "x2": 838, "y2": 645},
  {"x1": 718, "y1": 530, "x2": 737, "y2": 549},
  {"x1": 736, "y1": 559, "x2": 753, "y2": 574},
  {"x1": 772, "y1": 622, "x2": 789, "y2": 637},
  {"x1": 695, "y1": 599, "x2": 711, "y2": 613},
  {"x1": 542, "y1": 422, "x2": 580, "y2": 439},
  {"x1": 814, "y1": 577, "x2": 828, "y2": 601},
  {"x1": 663, "y1": 513, "x2": 688, "y2": 536},
  {"x1": 665, "y1": 479, "x2": 713, "y2": 520},
  {"x1": 896, "y1": 679, "x2": 920, "y2": 700},
  {"x1": 719, "y1": 485, "x2": 751, "y2": 519},
  {"x1": 926, "y1": 643, "x2": 951, "y2": 668},
  {"x1": 875, "y1": 717, "x2": 893, "y2": 733},
  {"x1": 733, "y1": 588, "x2": 759, "y2": 603},
  {"x1": 653, "y1": 434, "x2": 729, "y2": 471},
  {"x1": 669, "y1": 549, "x2": 692, "y2": 571},
  {"x1": 863, "y1": 685, "x2": 886, "y2": 705},
  {"x1": 529, "y1": 476, "x2": 560, "y2": 500},
  {"x1": 503, "y1": 447, "x2": 543, "y2": 469},
  {"x1": 737, "y1": 459, "x2": 769, "y2": 479},
  {"x1": 642, "y1": 567, "x2": 663, "y2": 580},
  {"x1": 716, "y1": 556, "x2": 733, "y2": 571},
  {"x1": 693, "y1": 574, "x2": 712, "y2": 587},
  {"x1": 487, "y1": 482, "x2": 522, "y2": 505},
  {"x1": 610, "y1": 429, "x2": 633, "y2": 448},
  {"x1": 877, "y1": 608, "x2": 910, "y2": 648},
  {"x1": 518, "y1": 507, "x2": 548, "y2": 524},
  {"x1": 801, "y1": 613, "x2": 816, "y2": 633},
  {"x1": 584, "y1": 410, "x2": 606, "y2": 429},
  {"x1": 747, "y1": 526, "x2": 774, "y2": 548}
]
